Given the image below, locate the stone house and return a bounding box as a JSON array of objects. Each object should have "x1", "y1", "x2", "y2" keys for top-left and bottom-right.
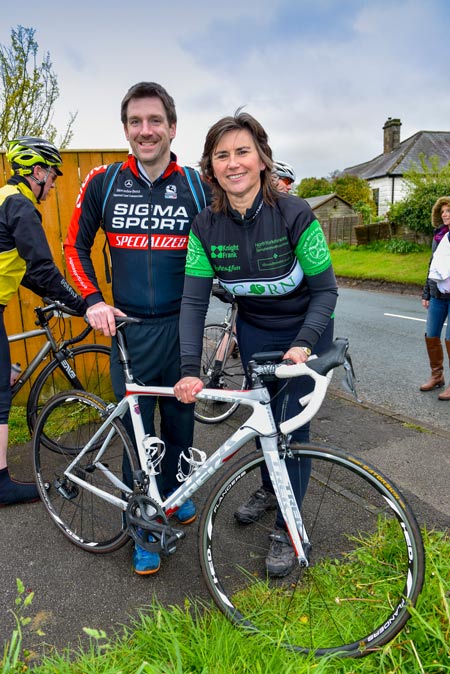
[{"x1": 343, "y1": 118, "x2": 450, "y2": 217}]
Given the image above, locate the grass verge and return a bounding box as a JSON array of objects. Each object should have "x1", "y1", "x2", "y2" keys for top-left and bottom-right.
[
  {"x1": 330, "y1": 243, "x2": 429, "y2": 286},
  {"x1": 3, "y1": 529, "x2": 448, "y2": 674}
]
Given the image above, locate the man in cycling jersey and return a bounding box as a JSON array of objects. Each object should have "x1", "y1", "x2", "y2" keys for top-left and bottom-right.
[
  {"x1": 0, "y1": 137, "x2": 86, "y2": 507},
  {"x1": 272, "y1": 160, "x2": 296, "y2": 193},
  {"x1": 64, "y1": 82, "x2": 210, "y2": 576}
]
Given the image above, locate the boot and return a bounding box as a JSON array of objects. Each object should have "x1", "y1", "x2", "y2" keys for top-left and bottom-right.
[
  {"x1": 438, "y1": 341, "x2": 450, "y2": 400},
  {"x1": 420, "y1": 336, "x2": 445, "y2": 391}
]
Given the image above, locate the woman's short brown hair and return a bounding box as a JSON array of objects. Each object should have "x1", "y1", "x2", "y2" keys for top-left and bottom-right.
[{"x1": 200, "y1": 110, "x2": 279, "y2": 213}]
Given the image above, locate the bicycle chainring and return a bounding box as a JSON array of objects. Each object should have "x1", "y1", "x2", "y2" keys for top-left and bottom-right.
[{"x1": 125, "y1": 494, "x2": 184, "y2": 556}]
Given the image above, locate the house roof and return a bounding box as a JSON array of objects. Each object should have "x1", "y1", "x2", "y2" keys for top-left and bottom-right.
[
  {"x1": 304, "y1": 192, "x2": 353, "y2": 209},
  {"x1": 344, "y1": 130, "x2": 450, "y2": 179}
]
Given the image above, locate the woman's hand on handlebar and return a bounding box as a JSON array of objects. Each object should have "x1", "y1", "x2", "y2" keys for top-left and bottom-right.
[
  {"x1": 86, "y1": 302, "x2": 127, "y2": 337},
  {"x1": 174, "y1": 377, "x2": 204, "y2": 403},
  {"x1": 283, "y1": 346, "x2": 310, "y2": 364}
]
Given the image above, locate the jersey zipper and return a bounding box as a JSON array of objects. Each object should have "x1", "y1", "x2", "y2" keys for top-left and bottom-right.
[{"x1": 147, "y1": 183, "x2": 156, "y2": 314}]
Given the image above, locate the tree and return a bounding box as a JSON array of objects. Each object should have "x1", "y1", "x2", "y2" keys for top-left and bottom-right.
[
  {"x1": 296, "y1": 172, "x2": 377, "y2": 224},
  {"x1": 388, "y1": 154, "x2": 450, "y2": 234},
  {"x1": 0, "y1": 25, "x2": 77, "y2": 149},
  {"x1": 332, "y1": 174, "x2": 375, "y2": 208},
  {"x1": 296, "y1": 176, "x2": 331, "y2": 198},
  {"x1": 331, "y1": 174, "x2": 377, "y2": 224}
]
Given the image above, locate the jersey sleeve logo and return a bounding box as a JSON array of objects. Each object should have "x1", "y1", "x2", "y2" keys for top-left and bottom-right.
[{"x1": 296, "y1": 220, "x2": 332, "y2": 275}]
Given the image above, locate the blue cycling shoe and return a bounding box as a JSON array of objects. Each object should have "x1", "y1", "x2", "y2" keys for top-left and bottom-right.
[
  {"x1": 132, "y1": 532, "x2": 160, "y2": 575},
  {"x1": 175, "y1": 497, "x2": 197, "y2": 524},
  {"x1": 166, "y1": 489, "x2": 197, "y2": 524}
]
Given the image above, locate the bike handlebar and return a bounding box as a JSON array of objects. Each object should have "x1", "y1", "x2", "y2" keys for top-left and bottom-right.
[
  {"x1": 41, "y1": 298, "x2": 83, "y2": 317},
  {"x1": 274, "y1": 338, "x2": 349, "y2": 435},
  {"x1": 112, "y1": 319, "x2": 352, "y2": 437}
]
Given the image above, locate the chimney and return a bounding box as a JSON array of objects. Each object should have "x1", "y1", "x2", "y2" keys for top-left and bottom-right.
[{"x1": 383, "y1": 118, "x2": 401, "y2": 154}]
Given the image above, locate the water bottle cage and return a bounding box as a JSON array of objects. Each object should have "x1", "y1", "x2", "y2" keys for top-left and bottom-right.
[
  {"x1": 142, "y1": 435, "x2": 166, "y2": 475},
  {"x1": 176, "y1": 447, "x2": 207, "y2": 482}
]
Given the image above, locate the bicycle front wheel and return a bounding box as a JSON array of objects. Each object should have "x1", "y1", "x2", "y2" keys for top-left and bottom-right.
[
  {"x1": 33, "y1": 390, "x2": 138, "y2": 553},
  {"x1": 195, "y1": 323, "x2": 246, "y2": 424},
  {"x1": 199, "y1": 444, "x2": 424, "y2": 657},
  {"x1": 27, "y1": 344, "x2": 112, "y2": 442}
]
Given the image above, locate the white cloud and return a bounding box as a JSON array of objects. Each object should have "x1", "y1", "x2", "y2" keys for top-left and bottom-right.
[{"x1": 2, "y1": 0, "x2": 450, "y2": 179}]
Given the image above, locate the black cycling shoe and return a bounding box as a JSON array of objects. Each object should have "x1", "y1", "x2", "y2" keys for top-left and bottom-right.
[{"x1": 234, "y1": 486, "x2": 278, "y2": 524}]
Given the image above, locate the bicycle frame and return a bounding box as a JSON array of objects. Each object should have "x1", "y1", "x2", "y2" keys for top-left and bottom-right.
[
  {"x1": 62, "y1": 358, "x2": 335, "y2": 566},
  {"x1": 9, "y1": 327, "x2": 56, "y2": 396},
  {"x1": 8, "y1": 302, "x2": 93, "y2": 397}
]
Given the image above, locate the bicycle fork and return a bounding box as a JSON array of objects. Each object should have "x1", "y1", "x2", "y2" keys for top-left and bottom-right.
[{"x1": 260, "y1": 436, "x2": 311, "y2": 567}]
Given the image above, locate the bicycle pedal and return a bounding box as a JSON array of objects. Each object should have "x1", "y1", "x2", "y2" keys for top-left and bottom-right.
[{"x1": 160, "y1": 527, "x2": 185, "y2": 556}]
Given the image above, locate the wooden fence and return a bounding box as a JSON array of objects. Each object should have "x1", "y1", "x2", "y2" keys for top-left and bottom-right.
[
  {"x1": 320, "y1": 214, "x2": 361, "y2": 245},
  {"x1": 1, "y1": 149, "x2": 128, "y2": 402}
]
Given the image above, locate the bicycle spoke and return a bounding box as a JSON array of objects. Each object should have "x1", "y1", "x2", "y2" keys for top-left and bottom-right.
[
  {"x1": 199, "y1": 445, "x2": 424, "y2": 657},
  {"x1": 195, "y1": 323, "x2": 245, "y2": 424},
  {"x1": 27, "y1": 344, "x2": 112, "y2": 448},
  {"x1": 33, "y1": 391, "x2": 137, "y2": 553}
]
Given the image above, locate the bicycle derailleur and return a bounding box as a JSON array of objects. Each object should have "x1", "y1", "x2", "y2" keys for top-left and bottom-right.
[{"x1": 125, "y1": 494, "x2": 185, "y2": 557}]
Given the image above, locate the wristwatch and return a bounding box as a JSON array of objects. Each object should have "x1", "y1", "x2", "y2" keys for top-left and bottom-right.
[{"x1": 298, "y1": 346, "x2": 312, "y2": 357}]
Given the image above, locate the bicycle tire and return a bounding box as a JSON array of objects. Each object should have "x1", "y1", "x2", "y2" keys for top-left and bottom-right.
[
  {"x1": 198, "y1": 443, "x2": 425, "y2": 657},
  {"x1": 27, "y1": 343, "x2": 112, "y2": 435},
  {"x1": 194, "y1": 323, "x2": 246, "y2": 424},
  {"x1": 33, "y1": 390, "x2": 138, "y2": 553}
]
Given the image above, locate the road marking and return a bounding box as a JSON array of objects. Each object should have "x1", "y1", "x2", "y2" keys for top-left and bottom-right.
[{"x1": 384, "y1": 313, "x2": 426, "y2": 323}]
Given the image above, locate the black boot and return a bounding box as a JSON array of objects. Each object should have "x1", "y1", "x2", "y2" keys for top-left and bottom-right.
[{"x1": 0, "y1": 467, "x2": 40, "y2": 506}]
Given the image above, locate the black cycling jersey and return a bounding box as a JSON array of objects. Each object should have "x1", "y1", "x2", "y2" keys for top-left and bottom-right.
[
  {"x1": 0, "y1": 175, "x2": 86, "y2": 313},
  {"x1": 64, "y1": 153, "x2": 210, "y2": 318},
  {"x1": 179, "y1": 192, "x2": 337, "y2": 377}
]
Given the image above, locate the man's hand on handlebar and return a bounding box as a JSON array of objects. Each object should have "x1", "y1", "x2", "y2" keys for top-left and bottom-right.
[
  {"x1": 174, "y1": 377, "x2": 204, "y2": 404},
  {"x1": 85, "y1": 302, "x2": 127, "y2": 337}
]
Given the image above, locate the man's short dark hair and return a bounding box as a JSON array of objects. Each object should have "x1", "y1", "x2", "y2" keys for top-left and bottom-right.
[{"x1": 120, "y1": 82, "x2": 177, "y2": 126}]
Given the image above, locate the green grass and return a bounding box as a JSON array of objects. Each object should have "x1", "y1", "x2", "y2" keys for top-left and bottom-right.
[
  {"x1": 8, "y1": 406, "x2": 30, "y2": 445},
  {"x1": 330, "y1": 243, "x2": 429, "y2": 286},
  {"x1": 2, "y1": 529, "x2": 448, "y2": 673},
  {"x1": 5, "y1": 244, "x2": 448, "y2": 672}
]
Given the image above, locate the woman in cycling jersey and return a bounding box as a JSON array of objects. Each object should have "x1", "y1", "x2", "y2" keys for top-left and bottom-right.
[{"x1": 174, "y1": 110, "x2": 337, "y2": 577}]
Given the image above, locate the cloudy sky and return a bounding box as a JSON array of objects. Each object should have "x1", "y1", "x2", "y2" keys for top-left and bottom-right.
[{"x1": 2, "y1": 0, "x2": 450, "y2": 181}]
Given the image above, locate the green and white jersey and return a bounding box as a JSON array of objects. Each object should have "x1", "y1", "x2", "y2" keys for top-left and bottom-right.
[{"x1": 185, "y1": 193, "x2": 336, "y2": 335}]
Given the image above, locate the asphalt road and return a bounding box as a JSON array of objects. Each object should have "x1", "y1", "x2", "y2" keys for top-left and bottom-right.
[
  {"x1": 1, "y1": 285, "x2": 449, "y2": 662},
  {"x1": 332, "y1": 285, "x2": 444, "y2": 429},
  {"x1": 209, "y1": 284, "x2": 446, "y2": 431}
]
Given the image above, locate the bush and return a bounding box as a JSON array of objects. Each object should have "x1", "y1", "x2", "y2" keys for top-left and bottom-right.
[
  {"x1": 384, "y1": 238, "x2": 426, "y2": 254},
  {"x1": 388, "y1": 155, "x2": 450, "y2": 234},
  {"x1": 328, "y1": 241, "x2": 352, "y2": 250}
]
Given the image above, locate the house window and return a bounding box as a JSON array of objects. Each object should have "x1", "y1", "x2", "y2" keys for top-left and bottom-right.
[{"x1": 372, "y1": 188, "x2": 380, "y2": 216}]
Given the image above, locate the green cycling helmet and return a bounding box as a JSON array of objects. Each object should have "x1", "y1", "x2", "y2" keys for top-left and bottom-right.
[{"x1": 6, "y1": 136, "x2": 63, "y2": 176}]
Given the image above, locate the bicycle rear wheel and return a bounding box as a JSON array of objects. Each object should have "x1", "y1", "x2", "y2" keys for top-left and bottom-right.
[
  {"x1": 195, "y1": 323, "x2": 246, "y2": 424},
  {"x1": 27, "y1": 344, "x2": 113, "y2": 434},
  {"x1": 33, "y1": 390, "x2": 138, "y2": 553},
  {"x1": 199, "y1": 444, "x2": 424, "y2": 657}
]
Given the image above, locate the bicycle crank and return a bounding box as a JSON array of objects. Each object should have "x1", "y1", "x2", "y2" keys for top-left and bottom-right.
[{"x1": 126, "y1": 494, "x2": 185, "y2": 556}]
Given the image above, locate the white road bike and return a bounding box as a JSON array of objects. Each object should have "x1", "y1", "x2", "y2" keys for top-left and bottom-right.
[{"x1": 33, "y1": 319, "x2": 424, "y2": 658}]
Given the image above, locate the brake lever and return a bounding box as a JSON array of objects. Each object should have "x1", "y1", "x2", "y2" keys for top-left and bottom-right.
[{"x1": 341, "y1": 353, "x2": 362, "y2": 403}]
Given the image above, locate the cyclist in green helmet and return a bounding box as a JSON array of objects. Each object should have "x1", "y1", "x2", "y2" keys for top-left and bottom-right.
[{"x1": 0, "y1": 136, "x2": 86, "y2": 507}]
